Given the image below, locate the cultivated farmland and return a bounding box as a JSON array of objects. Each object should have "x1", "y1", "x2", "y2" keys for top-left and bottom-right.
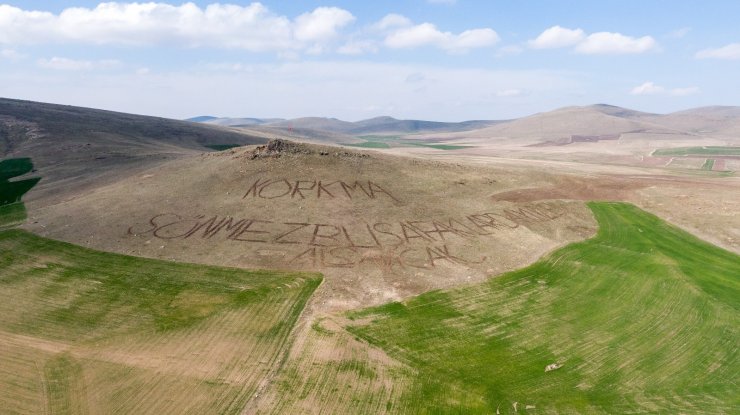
[
  {"x1": 345, "y1": 202, "x2": 740, "y2": 414},
  {"x1": 0, "y1": 229, "x2": 321, "y2": 414},
  {"x1": 653, "y1": 146, "x2": 740, "y2": 157}
]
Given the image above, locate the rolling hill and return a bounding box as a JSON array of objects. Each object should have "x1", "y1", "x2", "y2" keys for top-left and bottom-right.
[{"x1": 0, "y1": 97, "x2": 271, "y2": 203}]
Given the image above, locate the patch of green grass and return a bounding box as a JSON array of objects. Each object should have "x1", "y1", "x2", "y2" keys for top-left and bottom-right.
[
  {"x1": 0, "y1": 157, "x2": 34, "y2": 181},
  {"x1": 347, "y1": 202, "x2": 739, "y2": 414},
  {"x1": 0, "y1": 202, "x2": 26, "y2": 228},
  {"x1": 311, "y1": 318, "x2": 335, "y2": 336},
  {"x1": 335, "y1": 359, "x2": 378, "y2": 380},
  {"x1": 701, "y1": 158, "x2": 715, "y2": 170},
  {"x1": 653, "y1": 146, "x2": 740, "y2": 157},
  {"x1": 344, "y1": 141, "x2": 391, "y2": 149},
  {"x1": 357, "y1": 135, "x2": 403, "y2": 142},
  {"x1": 44, "y1": 354, "x2": 88, "y2": 415},
  {"x1": 0, "y1": 177, "x2": 41, "y2": 205},
  {"x1": 204, "y1": 144, "x2": 243, "y2": 151},
  {"x1": 402, "y1": 141, "x2": 470, "y2": 150},
  {"x1": 0, "y1": 229, "x2": 321, "y2": 339},
  {"x1": 0, "y1": 228, "x2": 322, "y2": 413}
]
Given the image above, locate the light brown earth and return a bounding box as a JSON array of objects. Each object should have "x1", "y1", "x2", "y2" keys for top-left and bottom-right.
[{"x1": 24, "y1": 141, "x2": 599, "y2": 313}]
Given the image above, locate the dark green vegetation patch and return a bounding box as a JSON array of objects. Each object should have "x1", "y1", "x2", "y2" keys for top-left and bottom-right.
[
  {"x1": 0, "y1": 157, "x2": 40, "y2": 206},
  {"x1": 0, "y1": 157, "x2": 40, "y2": 227},
  {"x1": 204, "y1": 144, "x2": 243, "y2": 151},
  {"x1": 347, "y1": 202, "x2": 739, "y2": 414},
  {"x1": 654, "y1": 146, "x2": 740, "y2": 157}
]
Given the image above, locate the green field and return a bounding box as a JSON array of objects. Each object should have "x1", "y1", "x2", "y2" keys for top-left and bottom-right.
[
  {"x1": 403, "y1": 141, "x2": 469, "y2": 150},
  {"x1": 347, "y1": 202, "x2": 739, "y2": 414},
  {"x1": 702, "y1": 158, "x2": 716, "y2": 170},
  {"x1": 1, "y1": 157, "x2": 40, "y2": 227},
  {"x1": 0, "y1": 228, "x2": 321, "y2": 414},
  {"x1": 0, "y1": 157, "x2": 34, "y2": 180},
  {"x1": 344, "y1": 141, "x2": 392, "y2": 149},
  {"x1": 0, "y1": 156, "x2": 327, "y2": 413},
  {"x1": 0, "y1": 202, "x2": 27, "y2": 228},
  {"x1": 357, "y1": 135, "x2": 403, "y2": 141},
  {"x1": 345, "y1": 135, "x2": 471, "y2": 150},
  {"x1": 204, "y1": 143, "x2": 243, "y2": 151},
  {"x1": 653, "y1": 146, "x2": 740, "y2": 157}
]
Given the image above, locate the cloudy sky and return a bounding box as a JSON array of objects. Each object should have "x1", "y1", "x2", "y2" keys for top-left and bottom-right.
[{"x1": 1, "y1": 1, "x2": 739, "y2": 121}]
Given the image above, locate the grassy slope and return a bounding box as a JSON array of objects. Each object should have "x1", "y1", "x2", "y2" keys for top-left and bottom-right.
[
  {"x1": 702, "y1": 158, "x2": 715, "y2": 171},
  {"x1": 347, "y1": 202, "x2": 739, "y2": 414},
  {"x1": 0, "y1": 202, "x2": 26, "y2": 228},
  {"x1": 0, "y1": 229, "x2": 321, "y2": 414}
]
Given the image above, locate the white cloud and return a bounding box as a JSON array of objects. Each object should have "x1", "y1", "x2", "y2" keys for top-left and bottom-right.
[
  {"x1": 385, "y1": 23, "x2": 499, "y2": 52},
  {"x1": 695, "y1": 43, "x2": 740, "y2": 60},
  {"x1": 630, "y1": 81, "x2": 699, "y2": 96},
  {"x1": 0, "y1": 3, "x2": 354, "y2": 53},
  {"x1": 293, "y1": 7, "x2": 355, "y2": 43},
  {"x1": 575, "y1": 32, "x2": 656, "y2": 54},
  {"x1": 630, "y1": 81, "x2": 664, "y2": 95},
  {"x1": 528, "y1": 26, "x2": 585, "y2": 49},
  {"x1": 37, "y1": 57, "x2": 119, "y2": 71},
  {"x1": 1, "y1": 48, "x2": 24, "y2": 61},
  {"x1": 373, "y1": 13, "x2": 412, "y2": 31},
  {"x1": 385, "y1": 23, "x2": 446, "y2": 48},
  {"x1": 527, "y1": 26, "x2": 656, "y2": 55}
]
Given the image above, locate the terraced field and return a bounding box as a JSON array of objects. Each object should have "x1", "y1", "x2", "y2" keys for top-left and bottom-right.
[
  {"x1": 346, "y1": 202, "x2": 740, "y2": 414},
  {"x1": 0, "y1": 228, "x2": 321, "y2": 414}
]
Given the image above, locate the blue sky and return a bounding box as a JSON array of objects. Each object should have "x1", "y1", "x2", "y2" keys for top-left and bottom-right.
[{"x1": 1, "y1": 1, "x2": 738, "y2": 121}]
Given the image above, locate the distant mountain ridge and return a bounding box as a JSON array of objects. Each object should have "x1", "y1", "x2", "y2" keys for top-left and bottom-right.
[
  {"x1": 187, "y1": 114, "x2": 504, "y2": 135},
  {"x1": 187, "y1": 104, "x2": 740, "y2": 139}
]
